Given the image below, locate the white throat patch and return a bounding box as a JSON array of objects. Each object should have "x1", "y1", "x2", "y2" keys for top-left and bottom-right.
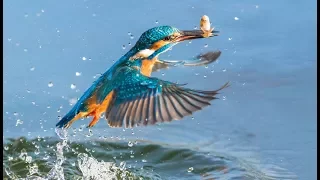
[{"x1": 130, "y1": 49, "x2": 155, "y2": 60}]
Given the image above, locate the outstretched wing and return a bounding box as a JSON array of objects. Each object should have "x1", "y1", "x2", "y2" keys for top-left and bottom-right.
[
  {"x1": 152, "y1": 50, "x2": 221, "y2": 72},
  {"x1": 105, "y1": 73, "x2": 229, "y2": 128}
]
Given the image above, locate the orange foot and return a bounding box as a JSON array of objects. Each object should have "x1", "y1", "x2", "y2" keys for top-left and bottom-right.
[
  {"x1": 64, "y1": 112, "x2": 87, "y2": 129},
  {"x1": 87, "y1": 114, "x2": 100, "y2": 128}
]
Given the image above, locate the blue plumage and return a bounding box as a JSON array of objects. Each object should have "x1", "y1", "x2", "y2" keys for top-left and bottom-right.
[
  {"x1": 105, "y1": 66, "x2": 229, "y2": 128},
  {"x1": 56, "y1": 25, "x2": 225, "y2": 129}
]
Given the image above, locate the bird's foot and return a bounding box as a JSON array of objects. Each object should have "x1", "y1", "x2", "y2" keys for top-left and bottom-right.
[{"x1": 87, "y1": 115, "x2": 99, "y2": 128}]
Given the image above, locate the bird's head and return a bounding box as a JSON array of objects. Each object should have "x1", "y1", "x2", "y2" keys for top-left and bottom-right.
[{"x1": 128, "y1": 25, "x2": 219, "y2": 61}]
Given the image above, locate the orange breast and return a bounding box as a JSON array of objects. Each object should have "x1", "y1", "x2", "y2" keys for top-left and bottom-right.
[
  {"x1": 71, "y1": 91, "x2": 115, "y2": 121},
  {"x1": 141, "y1": 57, "x2": 158, "y2": 77},
  {"x1": 94, "y1": 90, "x2": 114, "y2": 117}
]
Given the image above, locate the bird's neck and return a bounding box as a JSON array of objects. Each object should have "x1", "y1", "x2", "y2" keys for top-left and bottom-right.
[{"x1": 105, "y1": 46, "x2": 140, "y2": 79}]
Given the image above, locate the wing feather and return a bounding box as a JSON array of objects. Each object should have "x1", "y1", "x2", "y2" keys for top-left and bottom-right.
[{"x1": 105, "y1": 68, "x2": 229, "y2": 128}]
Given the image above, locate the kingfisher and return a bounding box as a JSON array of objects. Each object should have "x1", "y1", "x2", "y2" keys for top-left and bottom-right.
[{"x1": 56, "y1": 25, "x2": 227, "y2": 129}]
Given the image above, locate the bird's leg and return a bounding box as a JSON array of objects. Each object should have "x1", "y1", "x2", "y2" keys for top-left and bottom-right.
[
  {"x1": 63, "y1": 112, "x2": 87, "y2": 129},
  {"x1": 87, "y1": 113, "x2": 100, "y2": 128}
]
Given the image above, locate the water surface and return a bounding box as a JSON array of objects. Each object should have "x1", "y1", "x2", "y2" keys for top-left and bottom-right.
[{"x1": 4, "y1": 0, "x2": 316, "y2": 179}]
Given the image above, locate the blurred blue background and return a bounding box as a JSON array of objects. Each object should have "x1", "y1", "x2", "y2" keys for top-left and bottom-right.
[{"x1": 4, "y1": 0, "x2": 316, "y2": 179}]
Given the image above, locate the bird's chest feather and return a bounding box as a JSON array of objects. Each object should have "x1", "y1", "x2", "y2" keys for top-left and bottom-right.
[{"x1": 141, "y1": 57, "x2": 157, "y2": 77}]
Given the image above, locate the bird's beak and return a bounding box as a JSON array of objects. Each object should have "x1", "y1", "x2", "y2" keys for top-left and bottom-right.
[{"x1": 176, "y1": 30, "x2": 219, "y2": 42}]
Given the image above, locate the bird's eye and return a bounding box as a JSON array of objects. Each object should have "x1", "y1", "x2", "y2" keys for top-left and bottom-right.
[{"x1": 164, "y1": 36, "x2": 173, "y2": 41}]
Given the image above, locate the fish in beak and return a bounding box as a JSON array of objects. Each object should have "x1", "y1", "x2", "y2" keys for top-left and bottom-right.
[{"x1": 176, "y1": 29, "x2": 219, "y2": 42}]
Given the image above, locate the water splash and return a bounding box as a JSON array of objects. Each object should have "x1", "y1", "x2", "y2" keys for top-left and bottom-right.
[
  {"x1": 78, "y1": 153, "x2": 117, "y2": 179},
  {"x1": 45, "y1": 140, "x2": 67, "y2": 180},
  {"x1": 55, "y1": 128, "x2": 68, "y2": 140}
]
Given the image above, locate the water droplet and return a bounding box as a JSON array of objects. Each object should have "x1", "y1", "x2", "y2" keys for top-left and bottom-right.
[
  {"x1": 205, "y1": 65, "x2": 208, "y2": 69},
  {"x1": 34, "y1": 148, "x2": 40, "y2": 155},
  {"x1": 28, "y1": 163, "x2": 39, "y2": 175},
  {"x1": 222, "y1": 69, "x2": 227, "y2": 72},
  {"x1": 234, "y1": 17, "x2": 239, "y2": 20},
  {"x1": 222, "y1": 96, "x2": 226, "y2": 100},
  {"x1": 92, "y1": 13, "x2": 96, "y2": 17},
  {"x1": 188, "y1": 167, "x2": 194, "y2": 172},
  {"x1": 30, "y1": 67, "x2": 35, "y2": 71},
  {"x1": 82, "y1": 57, "x2": 87, "y2": 61},
  {"x1": 70, "y1": 84, "x2": 76, "y2": 89},
  {"x1": 122, "y1": 45, "x2": 126, "y2": 49},
  {"x1": 142, "y1": 159, "x2": 147, "y2": 163},
  {"x1": 119, "y1": 161, "x2": 126, "y2": 170},
  {"x1": 25, "y1": 156, "x2": 32, "y2": 163},
  {"x1": 43, "y1": 155, "x2": 50, "y2": 160},
  {"x1": 93, "y1": 73, "x2": 102, "y2": 79},
  {"x1": 75, "y1": 72, "x2": 81, "y2": 76},
  {"x1": 128, "y1": 141, "x2": 133, "y2": 147},
  {"x1": 24, "y1": 49, "x2": 28, "y2": 52},
  {"x1": 41, "y1": 9, "x2": 45, "y2": 13},
  {"x1": 203, "y1": 75, "x2": 207, "y2": 78},
  {"x1": 161, "y1": 72, "x2": 165, "y2": 76},
  {"x1": 8, "y1": 156, "x2": 13, "y2": 161},
  {"x1": 128, "y1": 32, "x2": 132, "y2": 36},
  {"x1": 86, "y1": 129, "x2": 93, "y2": 137},
  {"x1": 204, "y1": 44, "x2": 208, "y2": 48},
  {"x1": 8, "y1": 38, "x2": 12, "y2": 42},
  {"x1": 69, "y1": 98, "x2": 77, "y2": 105},
  {"x1": 128, "y1": 42, "x2": 131, "y2": 46},
  {"x1": 24, "y1": 14, "x2": 29, "y2": 18},
  {"x1": 155, "y1": 20, "x2": 159, "y2": 24},
  {"x1": 48, "y1": 82, "x2": 53, "y2": 87},
  {"x1": 256, "y1": 5, "x2": 259, "y2": 8},
  {"x1": 228, "y1": 37, "x2": 232, "y2": 41},
  {"x1": 194, "y1": 26, "x2": 198, "y2": 30},
  {"x1": 19, "y1": 149, "x2": 28, "y2": 160},
  {"x1": 4, "y1": 146, "x2": 9, "y2": 151},
  {"x1": 16, "y1": 119, "x2": 23, "y2": 126},
  {"x1": 211, "y1": 70, "x2": 214, "y2": 73}
]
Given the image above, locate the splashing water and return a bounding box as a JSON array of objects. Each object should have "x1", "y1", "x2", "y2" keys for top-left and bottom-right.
[
  {"x1": 3, "y1": 134, "x2": 297, "y2": 180},
  {"x1": 45, "y1": 141, "x2": 66, "y2": 180},
  {"x1": 77, "y1": 153, "x2": 118, "y2": 179}
]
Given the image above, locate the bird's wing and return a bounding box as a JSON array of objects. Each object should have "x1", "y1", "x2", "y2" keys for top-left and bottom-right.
[
  {"x1": 105, "y1": 70, "x2": 229, "y2": 128},
  {"x1": 152, "y1": 50, "x2": 221, "y2": 72}
]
